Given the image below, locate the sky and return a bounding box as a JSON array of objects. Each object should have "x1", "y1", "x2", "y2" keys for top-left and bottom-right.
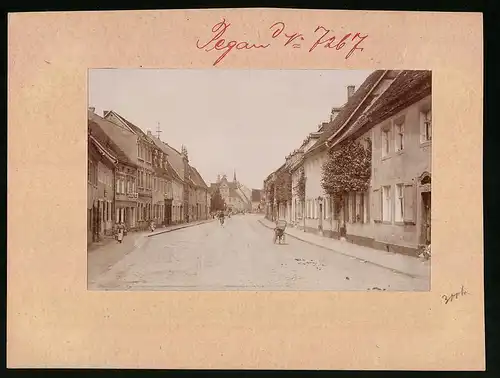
[{"x1": 89, "y1": 69, "x2": 373, "y2": 189}]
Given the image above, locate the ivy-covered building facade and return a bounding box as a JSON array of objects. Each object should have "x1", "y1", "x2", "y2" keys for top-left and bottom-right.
[{"x1": 263, "y1": 70, "x2": 432, "y2": 256}]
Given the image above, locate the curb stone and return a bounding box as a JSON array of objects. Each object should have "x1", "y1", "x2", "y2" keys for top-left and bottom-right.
[{"x1": 258, "y1": 219, "x2": 423, "y2": 279}]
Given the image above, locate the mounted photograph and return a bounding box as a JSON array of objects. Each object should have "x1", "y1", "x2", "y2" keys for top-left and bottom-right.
[{"x1": 87, "y1": 68, "x2": 432, "y2": 291}]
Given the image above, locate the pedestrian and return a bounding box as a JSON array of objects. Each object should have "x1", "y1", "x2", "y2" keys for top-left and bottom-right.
[{"x1": 117, "y1": 224, "x2": 124, "y2": 244}]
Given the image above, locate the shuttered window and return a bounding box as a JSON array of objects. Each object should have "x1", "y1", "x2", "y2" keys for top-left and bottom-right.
[
  {"x1": 344, "y1": 195, "x2": 349, "y2": 223},
  {"x1": 382, "y1": 186, "x2": 392, "y2": 222},
  {"x1": 403, "y1": 183, "x2": 417, "y2": 224},
  {"x1": 364, "y1": 191, "x2": 370, "y2": 223},
  {"x1": 373, "y1": 188, "x2": 381, "y2": 222}
]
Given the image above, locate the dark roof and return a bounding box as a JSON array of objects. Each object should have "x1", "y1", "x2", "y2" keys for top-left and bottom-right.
[
  {"x1": 89, "y1": 135, "x2": 117, "y2": 166},
  {"x1": 147, "y1": 134, "x2": 183, "y2": 182},
  {"x1": 162, "y1": 142, "x2": 185, "y2": 180},
  {"x1": 190, "y1": 166, "x2": 208, "y2": 189},
  {"x1": 112, "y1": 112, "x2": 148, "y2": 138},
  {"x1": 339, "y1": 70, "x2": 432, "y2": 144},
  {"x1": 305, "y1": 70, "x2": 386, "y2": 156},
  {"x1": 88, "y1": 111, "x2": 138, "y2": 166},
  {"x1": 251, "y1": 189, "x2": 262, "y2": 202}
]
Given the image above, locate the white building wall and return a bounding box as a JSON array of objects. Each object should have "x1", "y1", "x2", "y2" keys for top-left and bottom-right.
[{"x1": 303, "y1": 150, "x2": 328, "y2": 231}]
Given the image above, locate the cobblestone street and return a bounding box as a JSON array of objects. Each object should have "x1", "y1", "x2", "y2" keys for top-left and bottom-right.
[{"x1": 89, "y1": 214, "x2": 430, "y2": 291}]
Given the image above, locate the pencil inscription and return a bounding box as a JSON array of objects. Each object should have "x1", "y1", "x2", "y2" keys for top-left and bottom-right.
[
  {"x1": 442, "y1": 285, "x2": 469, "y2": 304},
  {"x1": 196, "y1": 19, "x2": 369, "y2": 66}
]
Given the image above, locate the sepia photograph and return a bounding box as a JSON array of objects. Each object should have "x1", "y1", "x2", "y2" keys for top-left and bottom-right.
[{"x1": 87, "y1": 69, "x2": 432, "y2": 292}]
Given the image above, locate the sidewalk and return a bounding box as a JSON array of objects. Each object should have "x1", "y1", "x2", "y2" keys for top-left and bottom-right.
[
  {"x1": 87, "y1": 219, "x2": 215, "y2": 285},
  {"x1": 259, "y1": 218, "x2": 430, "y2": 279}
]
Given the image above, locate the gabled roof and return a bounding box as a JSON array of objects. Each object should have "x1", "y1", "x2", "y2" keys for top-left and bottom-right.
[
  {"x1": 88, "y1": 111, "x2": 138, "y2": 166},
  {"x1": 335, "y1": 70, "x2": 432, "y2": 146},
  {"x1": 162, "y1": 142, "x2": 185, "y2": 180},
  {"x1": 147, "y1": 134, "x2": 183, "y2": 182},
  {"x1": 190, "y1": 166, "x2": 208, "y2": 189},
  {"x1": 89, "y1": 134, "x2": 118, "y2": 165},
  {"x1": 107, "y1": 111, "x2": 147, "y2": 138},
  {"x1": 305, "y1": 70, "x2": 387, "y2": 156},
  {"x1": 229, "y1": 188, "x2": 239, "y2": 198}
]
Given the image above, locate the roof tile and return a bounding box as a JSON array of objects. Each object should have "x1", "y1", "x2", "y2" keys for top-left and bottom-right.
[{"x1": 306, "y1": 70, "x2": 387, "y2": 154}]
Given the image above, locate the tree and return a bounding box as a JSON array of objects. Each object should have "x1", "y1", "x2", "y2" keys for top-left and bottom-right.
[
  {"x1": 210, "y1": 187, "x2": 226, "y2": 212},
  {"x1": 266, "y1": 182, "x2": 275, "y2": 205},
  {"x1": 321, "y1": 139, "x2": 371, "y2": 209},
  {"x1": 275, "y1": 169, "x2": 292, "y2": 204},
  {"x1": 294, "y1": 169, "x2": 306, "y2": 201}
]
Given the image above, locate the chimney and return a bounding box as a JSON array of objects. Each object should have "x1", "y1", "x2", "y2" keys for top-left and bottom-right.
[
  {"x1": 347, "y1": 85, "x2": 355, "y2": 99},
  {"x1": 330, "y1": 106, "x2": 342, "y2": 122},
  {"x1": 89, "y1": 107, "x2": 95, "y2": 113},
  {"x1": 147, "y1": 130, "x2": 152, "y2": 137}
]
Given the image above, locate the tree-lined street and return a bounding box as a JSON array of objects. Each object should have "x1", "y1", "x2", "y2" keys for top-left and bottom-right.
[{"x1": 90, "y1": 214, "x2": 429, "y2": 291}]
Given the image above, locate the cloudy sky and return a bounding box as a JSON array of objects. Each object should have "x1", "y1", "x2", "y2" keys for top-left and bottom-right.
[{"x1": 89, "y1": 69, "x2": 373, "y2": 189}]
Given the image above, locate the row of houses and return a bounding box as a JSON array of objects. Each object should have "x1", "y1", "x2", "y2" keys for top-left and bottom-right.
[
  {"x1": 87, "y1": 109, "x2": 210, "y2": 246},
  {"x1": 263, "y1": 70, "x2": 432, "y2": 256}
]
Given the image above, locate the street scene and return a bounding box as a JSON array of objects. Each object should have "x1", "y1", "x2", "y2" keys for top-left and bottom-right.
[
  {"x1": 89, "y1": 214, "x2": 429, "y2": 291},
  {"x1": 88, "y1": 69, "x2": 431, "y2": 291}
]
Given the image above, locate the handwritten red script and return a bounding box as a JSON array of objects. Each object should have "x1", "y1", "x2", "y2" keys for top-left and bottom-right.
[{"x1": 196, "y1": 19, "x2": 369, "y2": 66}]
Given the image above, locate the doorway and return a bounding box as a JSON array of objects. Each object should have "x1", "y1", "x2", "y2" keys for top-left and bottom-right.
[
  {"x1": 421, "y1": 192, "x2": 431, "y2": 245},
  {"x1": 165, "y1": 200, "x2": 172, "y2": 225},
  {"x1": 92, "y1": 204, "x2": 99, "y2": 242}
]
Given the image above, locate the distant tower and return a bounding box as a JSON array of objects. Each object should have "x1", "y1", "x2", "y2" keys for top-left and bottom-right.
[{"x1": 233, "y1": 169, "x2": 237, "y2": 183}]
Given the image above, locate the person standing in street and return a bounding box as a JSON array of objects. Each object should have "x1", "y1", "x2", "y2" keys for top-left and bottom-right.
[
  {"x1": 218, "y1": 210, "x2": 225, "y2": 226},
  {"x1": 117, "y1": 223, "x2": 124, "y2": 243}
]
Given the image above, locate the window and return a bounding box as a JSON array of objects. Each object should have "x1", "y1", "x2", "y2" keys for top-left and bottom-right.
[
  {"x1": 325, "y1": 197, "x2": 329, "y2": 219},
  {"x1": 382, "y1": 185, "x2": 392, "y2": 222},
  {"x1": 382, "y1": 128, "x2": 390, "y2": 157},
  {"x1": 355, "y1": 193, "x2": 362, "y2": 222},
  {"x1": 363, "y1": 192, "x2": 369, "y2": 223},
  {"x1": 395, "y1": 184, "x2": 404, "y2": 222},
  {"x1": 395, "y1": 121, "x2": 404, "y2": 152},
  {"x1": 421, "y1": 109, "x2": 432, "y2": 142}
]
